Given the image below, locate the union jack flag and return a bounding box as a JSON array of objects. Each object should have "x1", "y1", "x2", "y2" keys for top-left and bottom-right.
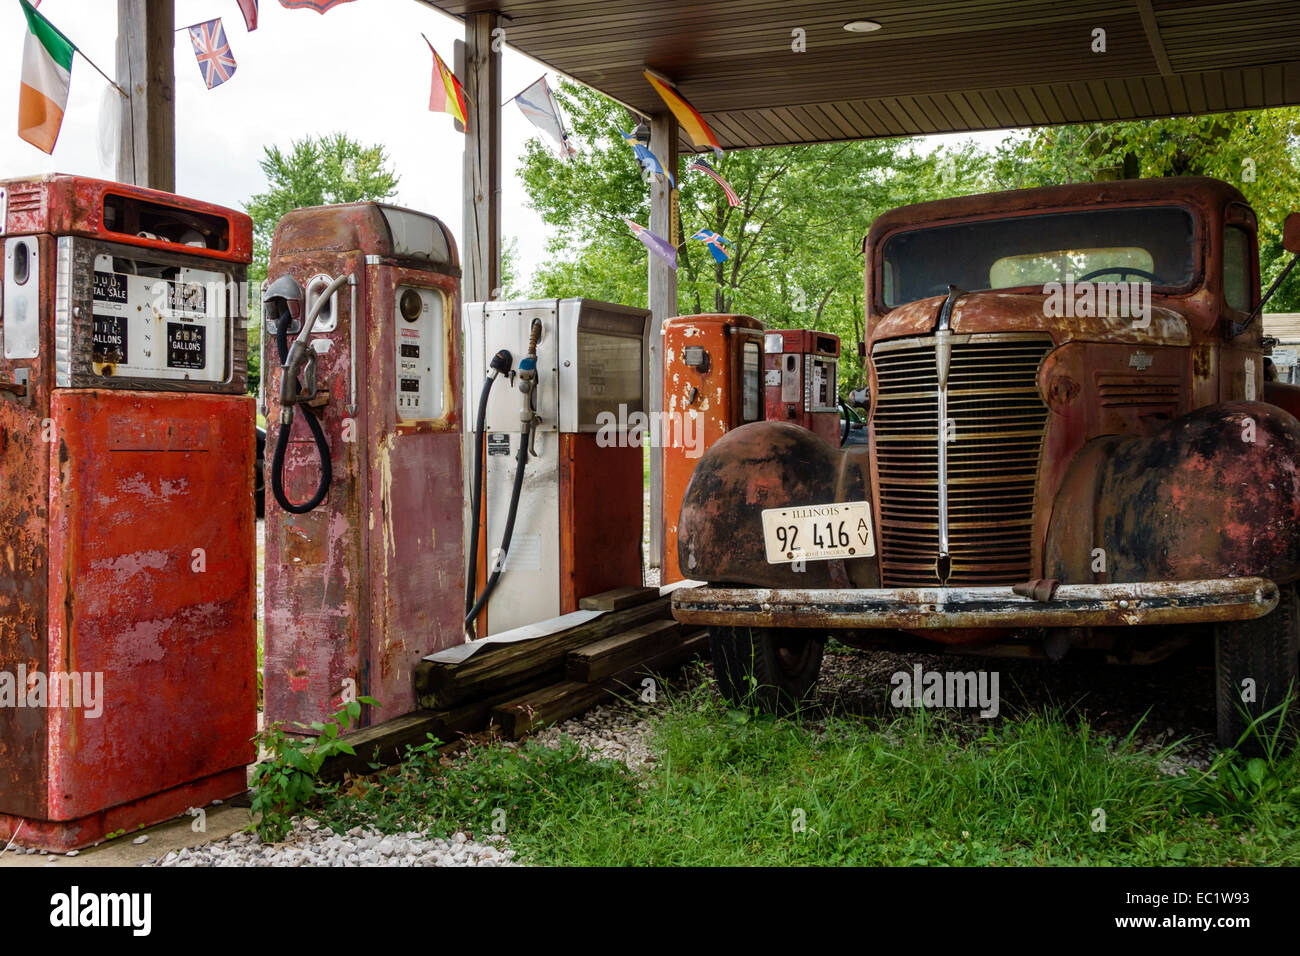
[
  {"x1": 189, "y1": 19, "x2": 237, "y2": 90},
  {"x1": 687, "y1": 157, "x2": 740, "y2": 208}
]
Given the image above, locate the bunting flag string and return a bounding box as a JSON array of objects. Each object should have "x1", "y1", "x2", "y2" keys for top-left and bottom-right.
[
  {"x1": 425, "y1": 35, "x2": 470, "y2": 128},
  {"x1": 278, "y1": 0, "x2": 356, "y2": 12},
  {"x1": 690, "y1": 228, "x2": 733, "y2": 263},
  {"x1": 643, "y1": 70, "x2": 723, "y2": 158},
  {"x1": 511, "y1": 75, "x2": 577, "y2": 159},
  {"x1": 623, "y1": 218, "x2": 678, "y2": 269},
  {"x1": 236, "y1": 0, "x2": 258, "y2": 31},
  {"x1": 618, "y1": 128, "x2": 675, "y2": 186},
  {"x1": 687, "y1": 157, "x2": 740, "y2": 208},
  {"x1": 188, "y1": 19, "x2": 238, "y2": 90}
]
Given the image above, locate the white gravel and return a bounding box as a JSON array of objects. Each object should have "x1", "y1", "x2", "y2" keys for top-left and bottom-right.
[
  {"x1": 148, "y1": 818, "x2": 516, "y2": 867},
  {"x1": 532, "y1": 700, "x2": 661, "y2": 770}
]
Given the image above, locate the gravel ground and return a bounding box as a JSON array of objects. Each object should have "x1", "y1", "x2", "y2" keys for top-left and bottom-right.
[
  {"x1": 149, "y1": 819, "x2": 515, "y2": 867},
  {"x1": 534, "y1": 699, "x2": 659, "y2": 769}
]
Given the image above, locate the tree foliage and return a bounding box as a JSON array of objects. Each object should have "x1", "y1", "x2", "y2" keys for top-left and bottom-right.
[
  {"x1": 518, "y1": 82, "x2": 991, "y2": 389},
  {"x1": 242, "y1": 133, "x2": 400, "y2": 395},
  {"x1": 993, "y1": 110, "x2": 1300, "y2": 310}
]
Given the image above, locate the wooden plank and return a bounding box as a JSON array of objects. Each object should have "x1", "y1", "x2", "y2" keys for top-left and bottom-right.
[
  {"x1": 578, "y1": 585, "x2": 659, "y2": 612},
  {"x1": 492, "y1": 631, "x2": 707, "y2": 739},
  {"x1": 565, "y1": 619, "x2": 682, "y2": 683},
  {"x1": 115, "y1": 0, "x2": 175, "y2": 191},
  {"x1": 413, "y1": 597, "x2": 672, "y2": 709},
  {"x1": 318, "y1": 673, "x2": 555, "y2": 781}
]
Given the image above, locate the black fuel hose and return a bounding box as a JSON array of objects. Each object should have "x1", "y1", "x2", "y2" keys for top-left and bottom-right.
[
  {"x1": 270, "y1": 306, "x2": 332, "y2": 515},
  {"x1": 465, "y1": 350, "x2": 514, "y2": 620},
  {"x1": 464, "y1": 420, "x2": 529, "y2": 629}
]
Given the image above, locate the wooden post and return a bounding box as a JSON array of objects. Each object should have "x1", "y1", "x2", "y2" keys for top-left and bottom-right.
[
  {"x1": 115, "y1": 0, "x2": 175, "y2": 191},
  {"x1": 647, "y1": 113, "x2": 679, "y2": 571},
  {"x1": 459, "y1": 12, "x2": 502, "y2": 304}
]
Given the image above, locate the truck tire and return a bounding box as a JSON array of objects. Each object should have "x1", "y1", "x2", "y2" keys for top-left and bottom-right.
[
  {"x1": 1214, "y1": 582, "x2": 1300, "y2": 754},
  {"x1": 708, "y1": 626, "x2": 824, "y2": 714}
]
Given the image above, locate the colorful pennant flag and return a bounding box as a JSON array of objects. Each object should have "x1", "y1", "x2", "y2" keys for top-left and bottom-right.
[
  {"x1": 17, "y1": 0, "x2": 75, "y2": 153},
  {"x1": 426, "y1": 37, "x2": 469, "y2": 127},
  {"x1": 643, "y1": 71, "x2": 723, "y2": 158},
  {"x1": 189, "y1": 19, "x2": 238, "y2": 90},
  {"x1": 624, "y1": 219, "x2": 677, "y2": 269},
  {"x1": 618, "y1": 129, "x2": 674, "y2": 186},
  {"x1": 236, "y1": 0, "x2": 258, "y2": 30},
  {"x1": 687, "y1": 157, "x2": 740, "y2": 208},
  {"x1": 513, "y1": 76, "x2": 576, "y2": 159},
  {"x1": 278, "y1": 0, "x2": 356, "y2": 12},
  {"x1": 690, "y1": 229, "x2": 733, "y2": 264}
]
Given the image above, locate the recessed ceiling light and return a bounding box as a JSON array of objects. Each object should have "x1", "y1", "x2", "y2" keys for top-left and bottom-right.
[{"x1": 843, "y1": 19, "x2": 883, "y2": 33}]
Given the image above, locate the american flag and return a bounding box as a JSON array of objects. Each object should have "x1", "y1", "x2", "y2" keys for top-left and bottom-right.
[
  {"x1": 189, "y1": 19, "x2": 237, "y2": 90},
  {"x1": 687, "y1": 157, "x2": 740, "y2": 208}
]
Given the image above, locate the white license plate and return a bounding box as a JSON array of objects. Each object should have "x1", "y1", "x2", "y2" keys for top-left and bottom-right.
[{"x1": 761, "y1": 501, "x2": 875, "y2": 564}]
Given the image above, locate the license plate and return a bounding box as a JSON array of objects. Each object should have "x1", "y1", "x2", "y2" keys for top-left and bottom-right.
[{"x1": 761, "y1": 501, "x2": 875, "y2": 564}]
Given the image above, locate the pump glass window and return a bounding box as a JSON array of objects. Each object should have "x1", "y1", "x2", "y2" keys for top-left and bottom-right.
[
  {"x1": 395, "y1": 286, "x2": 445, "y2": 420},
  {"x1": 1223, "y1": 225, "x2": 1253, "y2": 313},
  {"x1": 881, "y1": 206, "x2": 1196, "y2": 307},
  {"x1": 742, "y1": 341, "x2": 761, "y2": 422}
]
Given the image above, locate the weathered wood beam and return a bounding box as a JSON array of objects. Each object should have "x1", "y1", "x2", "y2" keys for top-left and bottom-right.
[
  {"x1": 458, "y1": 11, "x2": 502, "y2": 304},
  {"x1": 647, "y1": 112, "x2": 679, "y2": 570},
  {"x1": 115, "y1": 0, "x2": 175, "y2": 191}
]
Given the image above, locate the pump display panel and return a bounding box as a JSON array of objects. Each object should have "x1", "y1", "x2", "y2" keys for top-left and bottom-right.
[{"x1": 56, "y1": 238, "x2": 244, "y2": 393}]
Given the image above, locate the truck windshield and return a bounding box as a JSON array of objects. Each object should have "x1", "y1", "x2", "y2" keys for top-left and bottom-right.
[{"x1": 880, "y1": 205, "x2": 1197, "y2": 308}]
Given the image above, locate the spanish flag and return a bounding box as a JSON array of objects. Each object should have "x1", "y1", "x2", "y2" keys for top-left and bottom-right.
[
  {"x1": 425, "y1": 37, "x2": 468, "y2": 128},
  {"x1": 643, "y1": 70, "x2": 723, "y2": 156},
  {"x1": 18, "y1": 0, "x2": 75, "y2": 154}
]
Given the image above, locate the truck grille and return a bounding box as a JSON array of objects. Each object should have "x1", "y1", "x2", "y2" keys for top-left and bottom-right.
[{"x1": 871, "y1": 333, "x2": 1052, "y2": 587}]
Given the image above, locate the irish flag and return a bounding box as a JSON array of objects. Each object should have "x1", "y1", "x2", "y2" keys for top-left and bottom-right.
[{"x1": 18, "y1": 0, "x2": 75, "y2": 154}]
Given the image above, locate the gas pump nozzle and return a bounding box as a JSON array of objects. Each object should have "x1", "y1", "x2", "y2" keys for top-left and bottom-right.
[{"x1": 265, "y1": 272, "x2": 350, "y2": 515}]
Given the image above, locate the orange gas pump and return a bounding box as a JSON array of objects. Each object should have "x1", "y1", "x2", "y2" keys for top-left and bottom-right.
[
  {"x1": 661, "y1": 313, "x2": 765, "y2": 584},
  {"x1": 261, "y1": 203, "x2": 463, "y2": 731},
  {"x1": 764, "y1": 329, "x2": 842, "y2": 445},
  {"x1": 0, "y1": 174, "x2": 255, "y2": 850}
]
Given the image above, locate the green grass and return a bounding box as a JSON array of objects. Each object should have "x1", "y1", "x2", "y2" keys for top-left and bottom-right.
[{"x1": 311, "y1": 670, "x2": 1300, "y2": 866}]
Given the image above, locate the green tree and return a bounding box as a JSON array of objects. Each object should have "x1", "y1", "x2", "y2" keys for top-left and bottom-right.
[
  {"x1": 243, "y1": 133, "x2": 400, "y2": 395},
  {"x1": 520, "y1": 82, "x2": 991, "y2": 391},
  {"x1": 993, "y1": 109, "x2": 1300, "y2": 311}
]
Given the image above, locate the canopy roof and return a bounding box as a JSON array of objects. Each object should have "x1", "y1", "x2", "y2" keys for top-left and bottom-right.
[{"x1": 418, "y1": 0, "x2": 1300, "y2": 149}]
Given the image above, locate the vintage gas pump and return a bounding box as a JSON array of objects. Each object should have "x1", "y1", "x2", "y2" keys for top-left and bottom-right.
[
  {"x1": 764, "y1": 329, "x2": 842, "y2": 445},
  {"x1": 262, "y1": 203, "x2": 463, "y2": 730},
  {"x1": 661, "y1": 313, "x2": 766, "y2": 584},
  {"x1": 0, "y1": 174, "x2": 255, "y2": 850},
  {"x1": 464, "y1": 298, "x2": 649, "y2": 635}
]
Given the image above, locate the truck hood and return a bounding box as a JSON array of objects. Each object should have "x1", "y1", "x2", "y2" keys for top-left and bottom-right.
[{"x1": 871, "y1": 291, "x2": 1189, "y2": 347}]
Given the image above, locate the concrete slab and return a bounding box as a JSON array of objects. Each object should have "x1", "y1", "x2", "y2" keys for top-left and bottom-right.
[{"x1": 0, "y1": 803, "x2": 254, "y2": 868}]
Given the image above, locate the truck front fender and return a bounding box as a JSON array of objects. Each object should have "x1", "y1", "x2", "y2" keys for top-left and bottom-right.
[
  {"x1": 677, "y1": 421, "x2": 880, "y2": 588},
  {"x1": 1046, "y1": 401, "x2": 1300, "y2": 586}
]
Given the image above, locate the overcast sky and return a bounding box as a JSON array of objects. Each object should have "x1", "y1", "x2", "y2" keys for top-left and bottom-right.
[
  {"x1": 2, "y1": 0, "x2": 998, "y2": 286},
  {"x1": 1, "y1": 0, "x2": 556, "y2": 273}
]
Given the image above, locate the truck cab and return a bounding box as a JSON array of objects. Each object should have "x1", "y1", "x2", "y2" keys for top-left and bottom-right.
[{"x1": 673, "y1": 177, "x2": 1300, "y2": 750}]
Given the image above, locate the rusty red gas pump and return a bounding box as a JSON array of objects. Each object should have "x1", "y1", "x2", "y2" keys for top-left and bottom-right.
[
  {"x1": 661, "y1": 314, "x2": 766, "y2": 583},
  {"x1": 0, "y1": 174, "x2": 256, "y2": 850},
  {"x1": 764, "y1": 328, "x2": 842, "y2": 445},
  {"x1": 262, "y1": 203, "x2": 463, "y2": 731}
]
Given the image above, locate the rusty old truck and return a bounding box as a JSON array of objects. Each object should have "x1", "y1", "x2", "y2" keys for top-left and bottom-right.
[{"x1": 673, "y1": 176, "x2": 1300, "y2": 749}]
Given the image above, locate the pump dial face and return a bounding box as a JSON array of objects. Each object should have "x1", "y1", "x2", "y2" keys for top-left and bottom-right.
[{"x1": 400, "y1": 289, "x2": 423, "y2": 322}]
